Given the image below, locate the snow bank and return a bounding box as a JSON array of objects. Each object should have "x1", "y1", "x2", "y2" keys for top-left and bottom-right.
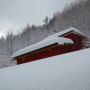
[
  {"x1": 45, "y1": 27, "x2": 85, "y2": 40},
  {"x1": 12, "y1": 37, "x2": 73, "y2": 58},
  {"x1": 0, "y1": 48, "x2": 90, "y2": 90}
]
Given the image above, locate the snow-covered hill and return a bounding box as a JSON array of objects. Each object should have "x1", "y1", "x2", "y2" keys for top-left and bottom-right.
[
  {"x1": 0, "y1": 48, "x2": 90, "y2": 90},
  {"x1": 0, "y1": 0, "x2": 90, "y2": 68}
]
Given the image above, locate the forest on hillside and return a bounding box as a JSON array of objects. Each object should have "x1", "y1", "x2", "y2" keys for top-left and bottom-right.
[{"x1": 0, "y1": 0, "x2": 90, "y2": 68}]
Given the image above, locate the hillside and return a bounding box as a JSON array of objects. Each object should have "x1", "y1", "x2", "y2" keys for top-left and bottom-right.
[
  {"x1": 12, "y1": 0, "x2": 90, "y2": 52},
  {"x1": 0, "y1": 0, "x2": 90, "y2": 68},
  {"x1": 52, "y1": 0, "x2": 90, "y2": 36},
  {"x1": 0, "y1": 48, "x2": 90, "y2": 90}
]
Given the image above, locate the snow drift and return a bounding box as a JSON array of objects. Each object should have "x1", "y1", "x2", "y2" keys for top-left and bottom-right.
[{"x1": 0, "y1": 48, "x2": 90, "y2": 90}]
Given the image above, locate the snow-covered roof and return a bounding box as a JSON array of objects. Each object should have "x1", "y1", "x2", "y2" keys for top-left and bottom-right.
[
  {"x1": 0, "y1": 48, "x2": 90, "y2": 90},
  {"x1": 45, "y1": 27, "x2": 85, "y2": 40},
  {"x1": 12, "y1": 37, "x2": 73, "y2": 58}
]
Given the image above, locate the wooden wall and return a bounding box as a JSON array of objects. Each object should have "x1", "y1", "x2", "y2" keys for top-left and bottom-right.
[{"x1": 15, "y1": 32, "x2": 86, "y2": 64}]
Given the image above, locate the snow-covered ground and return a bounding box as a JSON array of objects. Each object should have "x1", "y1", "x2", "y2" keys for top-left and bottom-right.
[{"x1": 0, "y1": 48, "x2": 90, "y2": 90}]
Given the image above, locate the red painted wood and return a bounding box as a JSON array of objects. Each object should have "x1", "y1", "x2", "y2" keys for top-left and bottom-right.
[
  {"x1": 15, "y1": 32, "x2": 86, "y2": 65},
  {"x1": 17, "y1": 45, "x2": 72, "y2": 64},
  {"x1": 63, "y1": 33, "x2": 84, "y2": 44}
]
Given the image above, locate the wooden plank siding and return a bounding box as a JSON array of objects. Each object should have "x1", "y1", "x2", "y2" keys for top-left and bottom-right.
[
  {"x1": 15, "y1": 31, "x2": 87, "y2": 65},
  {"x1": 16, "y1": 43, "x2": 74, "y2": 64}
]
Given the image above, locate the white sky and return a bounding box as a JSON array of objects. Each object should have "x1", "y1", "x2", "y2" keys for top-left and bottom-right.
[{"x1": 0, "y1": 0, "x2": 74, "y2": 37}]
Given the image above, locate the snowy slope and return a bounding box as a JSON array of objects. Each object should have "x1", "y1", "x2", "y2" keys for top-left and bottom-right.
[{"x1": 0, "y1": 48, "x2": 90, "y2": 90}]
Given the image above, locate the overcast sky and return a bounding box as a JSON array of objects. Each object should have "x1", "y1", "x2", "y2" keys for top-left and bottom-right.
[{"x1": 0, "y1": 0, "x2": 74, "y2": 36}]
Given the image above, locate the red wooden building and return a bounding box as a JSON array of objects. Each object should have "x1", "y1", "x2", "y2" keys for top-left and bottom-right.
[{"x1": 12, "y1": 27, "x2": 88, "y2": 64}]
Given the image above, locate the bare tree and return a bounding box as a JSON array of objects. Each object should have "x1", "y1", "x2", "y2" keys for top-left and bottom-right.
[
  {"x1": 6, "y1": 32, "x2": 14, "y2": 56},
  {"x1": 43, "y1": 16, "x2": 49, "y2": 25}
]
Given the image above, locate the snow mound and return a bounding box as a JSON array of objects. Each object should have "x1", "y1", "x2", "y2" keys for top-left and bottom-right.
[
  {"x1": 0, "y1": 48, "x2": 90, "y2": 90},
  {"x1": 12, "y1": 37, "x2": 73, "y2": 58}
]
